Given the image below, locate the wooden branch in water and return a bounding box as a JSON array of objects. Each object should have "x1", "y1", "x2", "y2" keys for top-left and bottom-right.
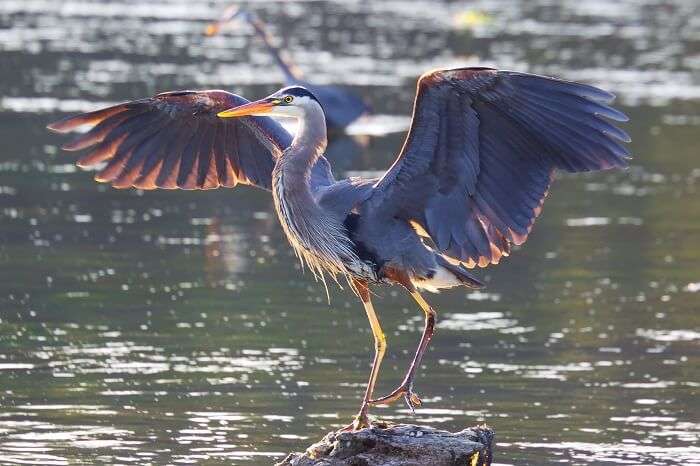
[{"x1": 277, "y1": 423, "x2": 494, "y2": 466}]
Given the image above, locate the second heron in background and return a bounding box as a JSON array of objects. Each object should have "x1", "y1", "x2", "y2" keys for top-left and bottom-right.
[{"x1": 205, "y1": 5, "x2": 370, "y2": 131}]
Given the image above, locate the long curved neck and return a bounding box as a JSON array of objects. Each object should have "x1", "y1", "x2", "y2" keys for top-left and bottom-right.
[
  {"x1": 248, "y1": 16, "x2": 303, "y2": 82},
  {"x1": 271, "y1": 104, "x2": 355, "y2": 280},
  {"x1": 276, "y1": 104, "x2": 327, "y2": 183}
]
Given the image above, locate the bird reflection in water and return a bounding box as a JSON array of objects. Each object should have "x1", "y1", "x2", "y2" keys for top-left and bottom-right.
[{"x1": 202, "y1": 218, "x2": 249, "y2": 286}]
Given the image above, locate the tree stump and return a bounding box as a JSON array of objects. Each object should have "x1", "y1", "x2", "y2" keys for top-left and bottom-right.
[{"x1": 276, "y1": 423, "x2": 494, "y2": 466}]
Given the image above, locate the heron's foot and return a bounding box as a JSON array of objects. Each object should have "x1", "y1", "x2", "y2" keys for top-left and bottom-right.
[
  {"x1": 339, "y1": 405, "x2": 372, "y2": 432},
  {"x1": 369, "y1": 383, "x2": 423, "y2": 413}
]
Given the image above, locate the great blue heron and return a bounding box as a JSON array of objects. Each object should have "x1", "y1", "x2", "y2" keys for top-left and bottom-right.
[
  {"x1": 47, "y1": 67, "x2": 630, "y2": 430},
  {"x1": 205, "y1": 5, "x2": 370, "y2": 130}
]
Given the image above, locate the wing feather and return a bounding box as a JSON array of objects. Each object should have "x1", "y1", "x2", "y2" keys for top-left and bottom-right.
[
  {"x1": 363, "y1": 68, "x2": 630, "y2": 268},
  {"x1": 47, "y1": 104, "x2": 133, "y2": 133},
  {"x1": 47, "y1": 90, "x2": 333, "y2": 191},
  {"x1": 136, "y1": 120, "x2": 184, "y2": 184},
  {"x1": 61, "y1": 110, "x2": 135, "y2": 151}
]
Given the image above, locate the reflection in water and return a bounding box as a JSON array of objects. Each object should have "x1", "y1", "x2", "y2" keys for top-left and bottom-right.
[
  {"x1": 204, "y1": 218, "x2": 251, "y2": 284},
  {"x1": 1, "y1": 0, "x2": 699, "y2": 465}
]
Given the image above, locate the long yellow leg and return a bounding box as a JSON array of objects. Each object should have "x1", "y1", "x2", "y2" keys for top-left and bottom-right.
[
  {"x1": 349, "y1": 279, "x2": 386, "y2": 430},
  {"x1": 370, "y1": 289, "x2": 436, "y2": 410}
]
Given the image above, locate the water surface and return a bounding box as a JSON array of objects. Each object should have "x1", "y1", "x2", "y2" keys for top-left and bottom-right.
[{"x1": 1, "y1": 1, "x2": 699, "y2": 464}]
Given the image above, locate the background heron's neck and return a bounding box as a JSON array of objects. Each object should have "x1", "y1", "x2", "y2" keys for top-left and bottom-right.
[{"x1": 248, "y1": 16, "x2": 303, "y2": 82}]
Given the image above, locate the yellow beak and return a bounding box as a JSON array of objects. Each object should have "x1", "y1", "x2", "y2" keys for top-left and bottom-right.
[{"x1": 217, "y1": 99, "x2": 276, "y2": 118}]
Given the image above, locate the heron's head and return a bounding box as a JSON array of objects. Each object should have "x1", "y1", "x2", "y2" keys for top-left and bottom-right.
[
  {"x1": 204, "y1": 6, "x2": 254, "y2": 36},
  {"x1": 218, "y1": 86, "x2": 322, "y2": 120}
]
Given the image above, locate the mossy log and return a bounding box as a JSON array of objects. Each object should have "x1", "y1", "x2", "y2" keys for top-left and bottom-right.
[{"x1": 276, "y1": 423, "x2": 494, "y2": 466}]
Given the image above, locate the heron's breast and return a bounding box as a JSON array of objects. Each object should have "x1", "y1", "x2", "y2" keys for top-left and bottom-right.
[{"x1": 272, "y1": 171, "x2": 365, "y2": 279}]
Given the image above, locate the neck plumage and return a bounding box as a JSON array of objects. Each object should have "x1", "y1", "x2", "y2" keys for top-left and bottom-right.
[
  {"x1": 274, "y1": 103, "x2": 327, "y2": 188},
  {"x1": 271, "y1": 105, "x2": 357, "y2": 284}
]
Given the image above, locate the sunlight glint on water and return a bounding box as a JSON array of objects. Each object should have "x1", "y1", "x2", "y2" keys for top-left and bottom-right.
[{"x1": 1, "y1": 0, "x2": 699, "y2": 464}]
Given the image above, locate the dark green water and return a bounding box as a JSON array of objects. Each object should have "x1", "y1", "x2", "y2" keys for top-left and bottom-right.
[{"x1": 1, "y1": 1, "x2": 699, "y2": 464}]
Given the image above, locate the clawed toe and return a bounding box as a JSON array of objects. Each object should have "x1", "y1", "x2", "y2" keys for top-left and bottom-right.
[
  {"x1": 340, "y1": 407, "x2": 372, "y2": 432},
  {"x1": 403, "y1": 390, "x2": 422, "y2": 412},
  {"x1": 369, "y1": 385, "x2": 423, "y2": 412}
]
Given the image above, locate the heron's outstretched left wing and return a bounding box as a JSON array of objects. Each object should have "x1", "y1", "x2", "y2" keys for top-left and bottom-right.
[
  {"x1": 363, "y1": 68, "x2": 630, "y2": 268},
  {"x1": 48, "y1": 90, "x2": 333, "y2": 190}
]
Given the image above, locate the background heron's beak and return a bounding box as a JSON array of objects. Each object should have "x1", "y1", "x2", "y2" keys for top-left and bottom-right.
[
  {"x1": 217, "y1": 99, "x2": 275, "y2": 118},
  {"x1": 204, "y1": 23, "x2": 221, "y2": 36},
  {"x1": 204, "y1": 6, "x2": 243, "y2": 37}
]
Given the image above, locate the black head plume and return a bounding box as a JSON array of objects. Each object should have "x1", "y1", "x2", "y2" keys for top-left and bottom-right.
[{"x1": 278, "y1": 86, "x2": 320, "y2": 103}]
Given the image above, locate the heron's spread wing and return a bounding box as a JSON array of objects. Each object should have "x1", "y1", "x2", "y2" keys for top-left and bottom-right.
[
  {"x1": 364, "y1": 68, "x2": 630, "y2": 268},
  {"x1": 48, "y1": 90, "x2": 332, "y2": 191}
]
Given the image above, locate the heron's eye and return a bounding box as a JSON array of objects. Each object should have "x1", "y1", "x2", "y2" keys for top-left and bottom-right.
[{"x1": 284, "y1": 96, "x2": 294, "y2": 104}]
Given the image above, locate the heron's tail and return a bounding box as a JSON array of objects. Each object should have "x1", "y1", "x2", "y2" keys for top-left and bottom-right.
[
  {"x1": 412, "y1": 255, "x2": 485, "y2": 292},
  {"x1": 435, "y1": 256, "x2": 485, "y2": 289}
]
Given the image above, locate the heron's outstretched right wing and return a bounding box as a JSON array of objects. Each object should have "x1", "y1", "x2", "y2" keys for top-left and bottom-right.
[
  {"x1": 363, "y1": 68, "x2": 630, "y2": 268},
  {"x1": 47, "y1": 90, "x2": 333, "y2": 191}
]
